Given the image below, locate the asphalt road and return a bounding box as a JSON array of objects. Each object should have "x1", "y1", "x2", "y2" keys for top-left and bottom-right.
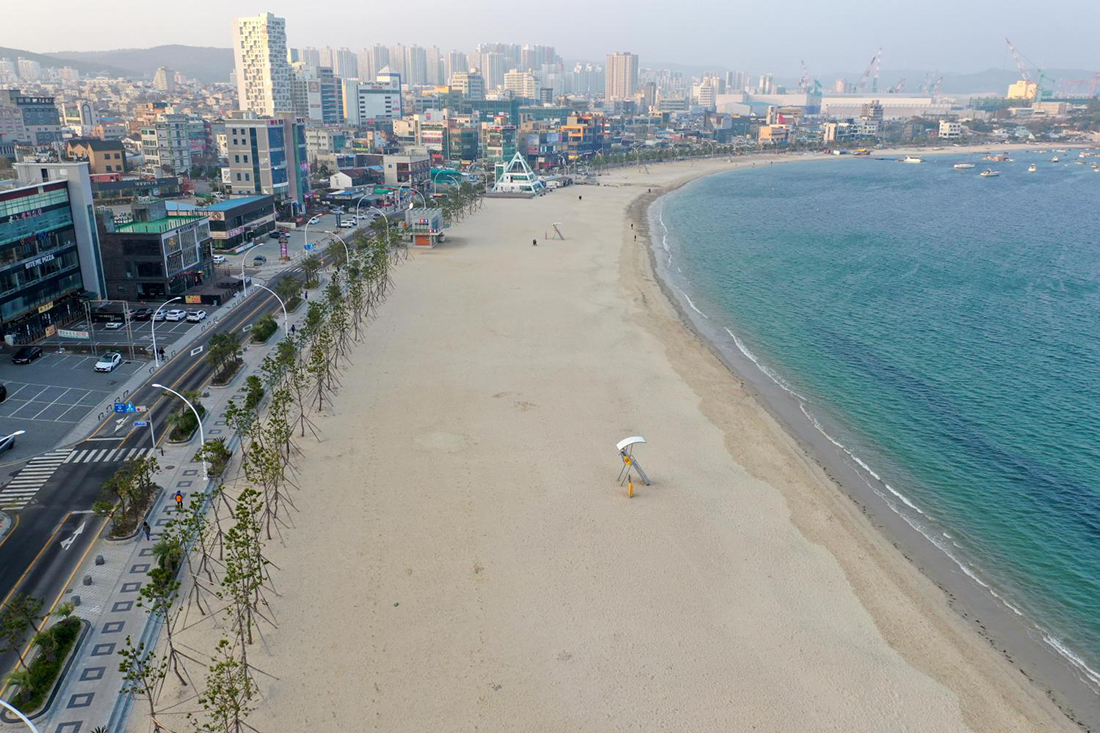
[{"x1": 0, "y1": 258, "x2": 314, "y2": 676}]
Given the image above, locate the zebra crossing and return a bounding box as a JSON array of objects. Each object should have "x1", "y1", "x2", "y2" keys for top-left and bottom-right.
[
  {"x1": 0, "y1": 446, "x2": 157, "y2": 511},
  {"x1": 0, "y1": 449, "x2": 72, "y2": 510},
  {"x1": 63, "y1": 447, "x2": 156, "y2": 465}
]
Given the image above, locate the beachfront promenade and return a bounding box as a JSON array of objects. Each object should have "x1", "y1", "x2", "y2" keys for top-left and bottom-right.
[{"x1": 128, "y1": 156, "x2": 1073, "y2": 732}]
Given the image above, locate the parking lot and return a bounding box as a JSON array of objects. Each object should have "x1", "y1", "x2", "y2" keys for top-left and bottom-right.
[{"x1": 0, "y1": 350, "x2": 148, "y2": 464}]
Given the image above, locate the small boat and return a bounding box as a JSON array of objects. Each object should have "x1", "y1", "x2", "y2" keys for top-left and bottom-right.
[
  {"x1": 1028, "y1": 164, "x2": 1037, "y2": 172},
  {"x1": 1051, "y1": 156, "x2": 1060, "y2": 162},
  {"x1": 954, "y1": 163, "x2": 976, "y2": 170},
  {"x1": 984, "y1": 154, "x2": 1010, "y2": 162},
  {"x1": 902, "y1": 156, "x2": 922, "y2": 164},
  {"x1": 980, "y1": 169, "x2": 1000, "y2": 178}
]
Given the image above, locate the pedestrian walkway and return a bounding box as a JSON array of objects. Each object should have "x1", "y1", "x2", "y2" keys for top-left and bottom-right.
[
  {"x1": 0, "y1": 448, "x2": 71, "y2": 510},
  {"x1": 62, "y1": 447, "x2": 156, "y2": 465}
]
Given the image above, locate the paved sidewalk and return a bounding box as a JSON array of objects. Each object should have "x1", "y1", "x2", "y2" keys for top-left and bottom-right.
[{"x1": 19, "y1": 275, "x2": 324, "y2": 733}]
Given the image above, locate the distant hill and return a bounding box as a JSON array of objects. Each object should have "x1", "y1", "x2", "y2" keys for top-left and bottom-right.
[
  {"x1": 48, "y1": 45, "x2": 235, "y2": 84},
  {"x1": 0, "y1": 46, "x2": 130, "y2": 78}
]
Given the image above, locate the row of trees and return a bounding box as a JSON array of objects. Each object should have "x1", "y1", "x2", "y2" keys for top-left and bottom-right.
[{"x1": 117, "y1": 195, "x2": 432, "y2": 731}]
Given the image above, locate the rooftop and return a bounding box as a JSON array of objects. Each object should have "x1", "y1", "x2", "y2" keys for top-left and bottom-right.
[
  {"x1": 166, "y1": 195, "x2": 272, "y2": 213},
  {"x1": 114, "y1": 214, "x2": 207, "y2": 235}
]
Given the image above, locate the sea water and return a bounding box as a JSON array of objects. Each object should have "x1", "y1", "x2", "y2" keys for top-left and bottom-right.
[{"x1": 657, "y1": 151, "x2": 1100, "y2": 692}]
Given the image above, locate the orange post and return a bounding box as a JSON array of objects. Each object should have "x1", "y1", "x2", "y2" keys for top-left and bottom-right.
[{"x1": 628, "y1": 478, "x2": 634, "y2": 498}]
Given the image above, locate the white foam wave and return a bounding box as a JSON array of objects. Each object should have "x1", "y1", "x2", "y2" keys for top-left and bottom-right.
[
  {"x1": 1043, "y1": 634, "x2": 1100, "y2": 693},
  {"x1": 657, "y1": 207, "x2": 672, "y2": 267},
  {"x1": 724, "y1": 327, "x2": 806, "y2": 401},
  {"x1": 676, "y1": 287, "x2": 709, "y2": 318}
]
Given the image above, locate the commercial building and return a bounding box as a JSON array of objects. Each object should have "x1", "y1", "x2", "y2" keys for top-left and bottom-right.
[
  {"x1": 605, "y1": 52, "x2": 638, "y2": 101},
  {"x1": 938, "y1": 120, "x2": 963, "y2": 139},
  {"x1": 90, "y1": 175, "x2": 183, "y2": 205},
  {"x1": 382, "y1": 153, "x2": 431, "y2": 189},
  {"x1": 223, "y1": 117, "x2": 310, "y2": 209},
  {"x1": 2, "y1": 161, "x2": 105, "y2": 342},
  {"x1": 342, "y1": 76, "x2": 403, "y2": 125},
  {"x1": 291, "y1": 64, "x2": 343, "y2": 124},
  {"x1": 99, "y1": 200, "x2": 213, "y2": 301},
  {"x1": 819, "y1": 94, "x2": 948, "y2": 121},
  {"x1": 172, "y1": 195, "x2": 276, "y2": 250},
  {"x1": 0, "y1": 90, "x2": 63, "y2": 145},
  {"x1": 66, "y1": 139, "x2": 127, "y2": 175},
  {"x1": 233, "y1": 12, "x2": 293, "y2": 116},
  {"x1": 141, "y1": 114, "x2": 193, "y2": 174},
  {"x1": 504, "y1": 70, "x2": 538, "y2": 99}
]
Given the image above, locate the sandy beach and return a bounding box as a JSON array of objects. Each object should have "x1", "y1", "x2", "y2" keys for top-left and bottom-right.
[{"x1": 138, "y1": 149, "x2": 1080, "y2": 731}]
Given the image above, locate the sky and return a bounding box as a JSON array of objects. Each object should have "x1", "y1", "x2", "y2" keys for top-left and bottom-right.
[{"x1": 3, "y1": 0, "x2": 1098, "y2": 75}]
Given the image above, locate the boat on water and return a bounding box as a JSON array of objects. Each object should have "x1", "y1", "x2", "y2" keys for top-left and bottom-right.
[
  {"x1": 980, "y1": 169, "x2": 1000, "y2": 178},
  {"x1": 1028, "y1": 164, "x2": 1037, "y2": 172},
  {"x1": 954, "y1": 163, "x2": 976, "y2": 170},
  {"x1": 902, "y1": 156, "x2": 922, "y2": 164},
  {"x1": 1051, "y1": 156, "x2": 1060, "y2": 162},
  {"x1": 984, "y1": 154, "x2": 1010, "y2": 162}
]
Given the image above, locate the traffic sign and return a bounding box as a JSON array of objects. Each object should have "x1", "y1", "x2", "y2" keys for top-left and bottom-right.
[
  {"x1": 134, "y1": 421, "x2": 149, "y2": 427},
  {"x1": 304, "y1": 242, "x2": 316, "y2": 251},
  {"x1": 113, "y1": 401, "x2": 138, "y2": 414}
]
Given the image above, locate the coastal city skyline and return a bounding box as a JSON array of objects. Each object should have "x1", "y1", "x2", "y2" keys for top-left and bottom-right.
[
  {"x1": 0, "y1": 4, "x2": 1097, "y2": 733},
  {"x1": 3, "y1": 0, "x2": 1100, "y2": 73}
]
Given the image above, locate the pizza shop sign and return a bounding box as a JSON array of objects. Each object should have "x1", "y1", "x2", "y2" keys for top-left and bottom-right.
[{"x1": 24, "y1": 253, "x2": 55, "y2": 270}]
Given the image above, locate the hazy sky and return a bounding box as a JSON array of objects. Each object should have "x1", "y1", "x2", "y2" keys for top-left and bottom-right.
[{"x1": 3, "y1": 0, "x2": 1098, "y2": 75}]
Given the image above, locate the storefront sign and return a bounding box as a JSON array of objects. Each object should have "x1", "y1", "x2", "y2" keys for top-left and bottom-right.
[
  {"x1": 57, "y1": 329, "x2": 90, "y2": 339},
  {"x1": 44, "y1": 325, "x2": 56, "y2": 337},
  {"x1": 37, "y1": 301, "x2": 53, "y2": 314},
  {"x1": 185, "y1": 294, "x2": 202, "y2": 304},
  {"x1": 25, "y1": 253, "x2": 56, "y2": 270}
]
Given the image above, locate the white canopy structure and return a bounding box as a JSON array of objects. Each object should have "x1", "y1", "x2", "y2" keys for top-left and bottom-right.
[{"x1": 493, "y1": 151, "x2": 545, "y2": 195}]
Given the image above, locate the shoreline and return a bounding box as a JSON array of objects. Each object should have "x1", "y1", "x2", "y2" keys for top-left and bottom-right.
[{"x1": 631, "y1": 147, "x2": 1098, "y2": 729}]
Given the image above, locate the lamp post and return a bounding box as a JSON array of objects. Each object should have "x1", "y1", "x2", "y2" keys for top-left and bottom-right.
[
  {"x1": 153, "y1": 383, "x2": 206, "y2": 479},
  {"x1": 367, "y1": 207, "x2": 390, "y2": 244},
  {"x1": 331, "y1": 232, "x2": 351, "y2": 264},
  {"x1": 151, "y1": 296, "x2": 182, "y2": 368},
  {"x1": 0, "y1": 699, "x2": 40, "y2": 733},
  {"x1": 1, "y1": 429, "x2": 26, "y2": 451},
  {"x1": 354, "y1": 193, "x2": 373, "y2": 222},
  {"x1": 251, "y1": 283, "x2": 289, "y2": 335},
  {"x1": 302, "y1": 214, "x2": 322, "y2": 257}
]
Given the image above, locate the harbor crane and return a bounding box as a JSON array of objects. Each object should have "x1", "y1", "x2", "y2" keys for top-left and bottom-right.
[
  {"x1": 1005, "y1": 37, "x2": 1032, "y2": 82},
  {"x1": 856, "y1": 48, "x2": 883, "y2": 93},
  {"x1": 798, "y1": 60, "x2": 810, "y2": 93},
  {"x1": 1004, "y1": 38, "x2": 1051, "y2": 101},
  {"x1": 887, "y1": 78, "x2": 905, "y2": 93}
]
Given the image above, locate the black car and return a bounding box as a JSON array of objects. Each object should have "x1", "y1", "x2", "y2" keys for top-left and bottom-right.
[
  {"x1": 133, "y1": 308, "x2": 154, "y2": 321},
  {"x1": 0, "y1": 384, "x2": 7, "y2": 402},
  {"x1": 268, "y1": 230, "x2": 282, "y2": 239},
  {"x1": 12, "y1": 346, "x2": 42, "y2": 364}
]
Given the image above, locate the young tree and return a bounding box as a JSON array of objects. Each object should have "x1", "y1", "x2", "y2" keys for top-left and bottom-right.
[
  {"x1": 118, "y1": 635, "x2": 168, "y2": 732},
  {"x1": 301, "y1": 254, "x2": 322, "y2": 285},
  {"x1": 137, "y1": 565, "x2": 190, "y2": 686},
  {"x1": 190, "y1": 638, "x2": 257, "y2": 733},
  {"x1": 0, "y1": 593, "x2": 44, "y2": 669}
]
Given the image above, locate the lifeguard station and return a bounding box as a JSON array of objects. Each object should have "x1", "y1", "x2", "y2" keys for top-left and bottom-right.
[{"x1": 617, "y1": 436, "x2": 651, "y2": 492}]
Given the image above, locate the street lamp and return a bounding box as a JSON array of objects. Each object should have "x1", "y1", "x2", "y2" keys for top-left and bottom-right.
[
  {"x1": 402, "y1": 187, "x2": 427, "y2": 210},
  {"x1": 153, "y1": 383, "x2": 206, "y2": 479},
  {"x1": 302, "y1": 214, "x2": 322, "y2": 256},
  {"x1": 330, "y1": 232, "x2": 352, "y2": 265},
  {"x1": 151, "y1": 296, "x2": 182, "y2": 368},
  {"x1": 0, "y1": 699, "x2": 40, "y2": 732},
  {"x1": 251, "y1": 283, "x2": 289, "y2": 335},
  {"x1": 354, "y1": 193, "x2": 373, "y2": 222}
]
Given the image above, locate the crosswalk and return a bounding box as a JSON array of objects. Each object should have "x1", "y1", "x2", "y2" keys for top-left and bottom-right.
[
  {"x1": 63, "y1": 447, "x2": 156, "y2": 465},
  {"x1": 0, "y1": 447, "x2": 158, "y2": 511},
  {"x1": 0, "y1": 449, "x2": 71, "y2": 510}
]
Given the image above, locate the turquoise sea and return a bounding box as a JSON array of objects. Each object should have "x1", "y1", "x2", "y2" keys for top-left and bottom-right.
[{"x1": 657, "y1": 151, "x2": 1100, "y2": 694}]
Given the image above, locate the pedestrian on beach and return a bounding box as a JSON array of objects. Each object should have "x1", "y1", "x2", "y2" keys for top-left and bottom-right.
[
  {"x1": 142, "y1": 521, "x2": 151, "y2": 541},
  {"x1": 578, "y1": 195, "x2": 582, "y2": 201},
  {"x1": 634, "y1": 234, "x2": 637, "y2": 241},
  {"x1": 532, "y1": 238, "x2": 538, "y2": 246},
  {"x1": 174, "y1": 490, "x2": 184, "y2": 510}
]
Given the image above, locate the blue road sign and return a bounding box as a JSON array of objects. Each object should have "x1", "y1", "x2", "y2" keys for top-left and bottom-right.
[
  {"x1": 304, "y1": 242, "x2": 316, "y2": 251},
  {"x1": 113, "y1": 401, "x2": 137, "y2": 414},
  {"x1": 134, "y1": 421, "x2": 149, "y2": 427}
]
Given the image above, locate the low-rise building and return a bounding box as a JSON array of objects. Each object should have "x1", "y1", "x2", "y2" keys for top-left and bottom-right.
[
  {"x1": 66, "y1": 139, "x2": 127, "y2": 175},
  {"x1": 98, "y1": 200, "x2": 214, "y2": 301},
  {"x1": 172, "y1": 195, "x2": 277, "y2": 250},
  {"x1": 223, "y1": 116, "x2": 310, "y2": 209},
  {"x1": 0, "y1": 90, "x2": 63, "y2": 145},
  {"x1": 142, "y1": 114, "x2": 193, "y2": 174},
  {"x1": 90, "y1": 175, "x2": 183, "y2": 205},
  {"x1": 382, "y1": 153, "x2": 431, "y2": 189},
  {"x1": 938, "y1": 120, "x2": 963, "y2": 139}
]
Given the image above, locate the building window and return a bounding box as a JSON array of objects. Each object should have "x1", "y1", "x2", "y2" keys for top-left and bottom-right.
[{"x1": 234, "y1": 155, "x2": 240, "y2": 163}]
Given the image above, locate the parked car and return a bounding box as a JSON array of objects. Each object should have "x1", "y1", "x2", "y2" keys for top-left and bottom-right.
[
  {"x1": 213, "y1": 255, "x2": 227, "y2": 265},
  {"x1": 95, "y1": 352, "x2": 123, "y2": 372},
  {"x1": 252, "y1": 255, "x2": 267, "y2": 266},
  {"x1": 133, "y1": 308, "x2": 154, "y2": 321},
  {"x1": 103, "y1": 320, "x2": 124, "y2": 330},
  {"x1": 186, "y1": 309, "x2": 207, "y2": 322},
  {"x1": 0, "y1": 430, "x2": 15, "y2": 453},
  {"x1": 164, "y1": 309, "x2": 187, "y2": 322},
  {"x1": 338, "y1": 218, "x2": 357, "y2": 229},
  {"x1": 0, "y1": 383, "x2": 7, "y2": 402},
  {"x1": 153, "y1": 309, "x2": 167, "y2": 322},
  {"x1": 11, "y1": 345, "x2": 42, "y2": 364}
]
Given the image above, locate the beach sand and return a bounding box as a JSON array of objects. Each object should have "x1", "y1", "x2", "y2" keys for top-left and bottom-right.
[{"x1": 141, "y1": 152, "x2": 1076, "y2": 732}]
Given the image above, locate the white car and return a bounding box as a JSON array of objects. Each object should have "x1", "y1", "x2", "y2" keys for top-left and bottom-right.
[
  {"x1": 103, "y1": 321, "x2": 124, "y2": 330},
  {"x1": 95, "y1": 352, "x2": 122, "y2": 372},
  {"x1": 213, "y1": 255, "x2": 226, "y2": 265},
  {"x1": 186, "y1": 309, "x2": 207, "y2": 322},
  {"x1": 164, "y1": 309, "x2": 187, "y2": 321}
]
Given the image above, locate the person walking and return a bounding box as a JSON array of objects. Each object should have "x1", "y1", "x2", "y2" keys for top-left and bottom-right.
[
  {"x1": 142, "y1": 521, "x2": 151, "y2": 541},
  {"x1": 174, "y1": 490, "x2": 184, "y2": 511}
]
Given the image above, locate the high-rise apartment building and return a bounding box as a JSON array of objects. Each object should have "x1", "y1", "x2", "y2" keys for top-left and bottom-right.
[
  {"x1": 449, "y1": 70, "x2": 486, "y2": 101},
  {"x1": 16, "y1": 58, "x2": 41, "y2": 81},
  {"x1": 297, "y1": 47, "x2": 322, "y2": 69},
  {"x1": 404, "y1": 45, "x2": 428, "y2": 86},
  {"x1": 605, "y1": 52, "x2": 638, "y2": 101},
  {"x1": 520, "y1": 45, "x2": 558, "y2": 72},
  {"x1": 445, "y1": 52, "x2": 468, "y2": 82},
  {"x1": 332, "y1": 48, "x2": 358, "y2": 80},
  {"x1": 387, "y1": 45, "x2": 408, "y2": 80},
  {"x1": 425, "y1": 46, "x2": 443, "y2": 86},
  {"x1": 153, "y1": 67, "x2": 175, "y2": 92},
  {"x1": 291, "y1": 64, "x2": 343, "y2": 124},
  {"x1": 232, "y1": 12, "x2": 293, "y2": 116},
  {"x1": 504, "y1": 70, "x2": 538, "y2": 99},
  {"x1": 342, "y1": 76, "x2": 402, "y2": 125},
  {"x1": 359, "y1": 45, "x2": 390, "y2": 81},
  {"x1": 223, "y1": 117, "x2": 309, "y2": 208}
]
